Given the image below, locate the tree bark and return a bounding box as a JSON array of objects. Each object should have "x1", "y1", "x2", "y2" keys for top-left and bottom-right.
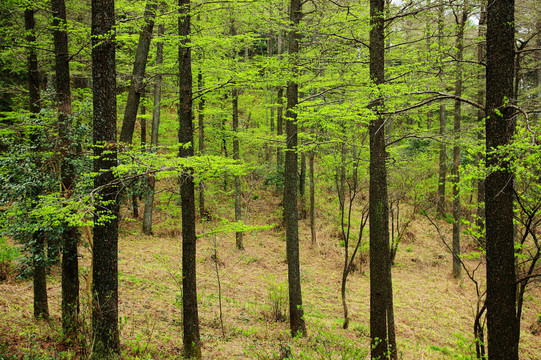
[
  {"x1": 90, "y1": 0, "x2": 120, "y2": 358},
  {"x1": 25, "y1": 7, "x2": 49, "y2": 322},
  {"x1": 119, "y1": 0, "x2": 157, "y2": 145},
  {"x1": 284, "y1": 0, "x2": 306, "y2": 338},
  {"x1": 369, "y1": 0, "x2": 395, "y2": 358},
  {"x1": 485, "y1": 1, "x2": 518, "y2": 359},
  {"x1": 232, "y1": 87, "x2": 243, "y2": 250},
  {"x1": 52, "y1": 0, "x2": 80, "y2": 336},
  {"x1": 143, "y1": 23, "x2": 164, "y2": 236},
  {"x1": 452, "y1": 8, "x2": 467, "y2": 279},
  {"x1": 178, "y1": 0, "x2": 201, "y2": 357}
]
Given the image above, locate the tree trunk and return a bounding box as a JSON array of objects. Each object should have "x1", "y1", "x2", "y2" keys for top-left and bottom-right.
[
  {"x1": 485, "y1": 1, "x2": 518, "y2": 359},
  {"x1": 143, "y1": 24, "x2": 163, "y2": 236},
  {"x1": 232, "y1": 87, "x2": 243, "y2": 250},
  {"x1": 119, "y1": 0, "x2": 157, "y2": 145},
  {"x1": 52, "y1": 0, "x2": 80, "y2": 335},
  {"x1": 476, "y1": 7, "x2": 487, "y2": 244},
  {"x1": 452, "y1": 8, "x2": 467, "y2": 279},
  {"x1": 309, "y1": 150, "x2": 316, "y2": 246},
  {"x1": 369, "y1": 0, "x2": 395, "y2": 358},
  {"x1": 284, "y1": 0, "x2": 306, "y2": 338},
  {"x1": 90, "y1": 0, "x2": 120, "y2": 358},
  {"x1": 25, "y1": 7, "x2": 49, "y2": 322},
  {"x1": 276, "y1": 87, "x2": 284, "y2": 170},
  {"x1": 436, "y1": 1, "x2": 446, "y2": 218},
  {"x1": 178, "y1": 0, "x2": 202, "y2": 357}
]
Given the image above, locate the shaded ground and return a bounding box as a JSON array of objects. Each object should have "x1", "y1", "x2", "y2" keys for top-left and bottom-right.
[{"x1": 1, "y1": 187, "x2": 540, "y2": 359}]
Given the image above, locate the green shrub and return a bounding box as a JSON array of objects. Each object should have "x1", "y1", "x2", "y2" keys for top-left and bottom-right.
[{"x1": 0, "y1": 236, "x2": 20, "y2": 281}]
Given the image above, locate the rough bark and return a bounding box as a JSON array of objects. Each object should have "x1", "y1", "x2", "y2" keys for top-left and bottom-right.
[
  {"x1": 143, "y1": 23, "x2": 164, "y2": 236},
  {"x1": 485, "y1": 1, "x2": 518, "y2": 359},
  {"x1": 26, "y1": 7, "x2": 49, "y2": 322},
  {"x1": 284, "y1": 0, "x2": 306, "y2": 338},
  {"x1": 90, "y1": 0, "x2": 120, "y2": 358},
  {"x1": 119, "y1": 0, "x2": 157, "y2": 145},
  {"x1": 452, "y1": 9, "x2": 467, "y2": 279},
  {"x1": 369, "y1": 0, "x2": 395, "y2": 357},
  {"x1": 178, "y1": 0, "x2": 201, "y2": 357},
  {"x1": 52, "y1": 0, "x2": 80, "y2": 335}
]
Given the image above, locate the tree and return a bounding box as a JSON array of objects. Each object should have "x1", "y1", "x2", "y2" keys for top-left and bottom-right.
[
  {"x1": 178, "y1": 0, "x2": 202, "y2": 357},
  {"x1": 369, "y1": 0, "x2": 396, "y2": 358},
  {"x1": 284, "y1": 0, "x2": 306, "y2": 337},
  {"x1": 451, "y1": 4, "x2": 469, "y2": 279},
  {"x1": 143, "y1": 23, "x2": 164, "y2": 236},
  {"x1": 119, "y1": 0, "x2": 157, "y2": 145},
  {"x1": 485, "y1": 0, "x2": 518, "y2": 359},
  {"x1": 25, "y1": 4, "x2": 49, "y2": 322},
  {"x1": 51, "y1": 0, "x2": 80, "y2": 336},
  {"x1": 90, "y1": 0, "x2": 120, "y2": 357}
]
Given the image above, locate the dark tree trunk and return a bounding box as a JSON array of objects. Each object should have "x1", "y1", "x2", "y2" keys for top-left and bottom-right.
[
  {"x1": 232, "y1": 87, "x2": 243, "y2": 250},
  {"x1": 369, "y1": 0, "x2": 395, "y2": 358},
  {"x1": 284, "y1": 0, "x2": 306, "y2": 338},
  {"x1": 143, "y1": 23, "x2": 164, "y2": 236},
  {"x1": 52, "y1": 0, "x2": 80, "y2": 335},
  {"x1": 90, "y1": 0, "x2": 120, "y2": 358},
  {"x1": 485, "y1": 1, "x2": 518, "y2": 359},
  {"x1": 452, "y1": 9, "x2": 467, "y2": 279},
  {"x1": 178, "y1": 0, "x2": 201, "y2": 357},
  {"x1": 33, "y1": 232, "x2": 49, "y2": 320},
  {"x1": 26, "y1": 7, "x2": 49, "y2": 322},
  {"x1": 119, "y1": 0, "x2": 157, "y2": 145}
]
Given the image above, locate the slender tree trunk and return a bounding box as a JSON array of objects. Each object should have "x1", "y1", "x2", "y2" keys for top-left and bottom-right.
[
  {"x1": 299, "y1": 151, "x2": 306, "y2": 218},
  {"x1": 132, "y1": 99, "x2": 146, "y2": 219},
  {"x1": 52, "y1": 0, "x2": 79, "y2": 335},
  {"x1": 284, "y1": 0, "x2": 306, "y2": 338},
  {"x1": 178, "y1": 0, "x2": 201, "y2": 357},
  {"x1": 232, "y1": 87, "x2": 243, "y2": 250},
  {"x1": 436, "y1": 1, "x2": 447, "y2": 218},
  {"x1": 90, "y1": 0, "x2": 120, "y2": 358},
  {"x1": 369, "y1": 0, "x2": 395, "y2": 358},
  {"x1": 485, "y1": 1, "x2": 518, "y2": 359},
  {"x1": 309, "y1": 150, "x2": 315, "y2": 246},
  {"x1": 25, "y1": 7, "x2": 49, "y2": 322},
  {"x1": 452, "y1": 9, "x2": 467, "y2": 279},
  {"x1": 276, "y1": 87, "x2": 284, "y2": 170},
  {"x1": 119, "y1": 0, "x2": 157, "y2": 144},
  {"x1": 143, "y1": 24, "x2": 163, "y2": 236},
  {"x1": 476, "y1": 7, "x2": 486, "y2": 244}
]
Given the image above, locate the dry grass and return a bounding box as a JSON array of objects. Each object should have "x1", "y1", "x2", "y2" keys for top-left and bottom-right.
[{"x1": 1, "y1": 186, "x2": 540, "y2": 359}]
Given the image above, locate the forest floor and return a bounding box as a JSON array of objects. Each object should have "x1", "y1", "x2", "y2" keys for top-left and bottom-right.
[{"x1": 1, "y1": 185, "x2": 540, "y2": 359}]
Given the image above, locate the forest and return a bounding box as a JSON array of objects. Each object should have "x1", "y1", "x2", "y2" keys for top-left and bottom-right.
[{"x1": 0, "y1": 0, "x2": 540, "y2": 359}]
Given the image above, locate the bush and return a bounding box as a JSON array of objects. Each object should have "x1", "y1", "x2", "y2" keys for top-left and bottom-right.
[{"x1": 0, "y1": 236, "x2": 20, "y2": 281}]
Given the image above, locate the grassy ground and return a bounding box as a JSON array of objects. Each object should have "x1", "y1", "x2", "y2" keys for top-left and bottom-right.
[{"x1": 1, "y1": 186, "x2": 540, "y2": 359}]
